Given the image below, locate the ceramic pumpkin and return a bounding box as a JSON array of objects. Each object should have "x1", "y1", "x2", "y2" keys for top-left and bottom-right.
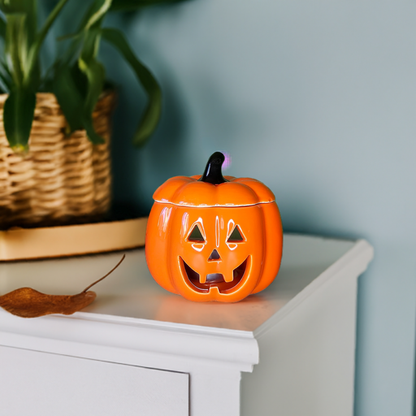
[{"x1": 145, "y1": 152, "x2": 283, "y2": 303}]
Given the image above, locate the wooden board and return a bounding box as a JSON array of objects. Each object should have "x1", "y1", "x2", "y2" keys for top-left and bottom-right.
[{"x1": 0, "y1": 217, "x2": 147, "y2": 261}]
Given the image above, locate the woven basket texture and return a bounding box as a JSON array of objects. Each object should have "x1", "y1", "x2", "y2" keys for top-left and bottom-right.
[{"x1": 0, "y1": 91, "x2": 115, "y2": 229}]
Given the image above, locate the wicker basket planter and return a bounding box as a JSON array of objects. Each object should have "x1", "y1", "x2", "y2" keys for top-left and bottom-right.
[{"x1": 0, "y1": 91, "x2": 115, "y2": 229}]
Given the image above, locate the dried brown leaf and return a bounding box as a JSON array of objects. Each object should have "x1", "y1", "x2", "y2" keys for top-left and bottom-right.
[
  {"x1": 0, "y1": 254, "x2": 125, "y2": 318},
  {"x1": 0, "y1": 289, "x2": 96, "y2": 318}
]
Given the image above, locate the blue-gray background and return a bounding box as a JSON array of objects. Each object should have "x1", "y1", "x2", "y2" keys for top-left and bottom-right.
[{"x1": 59, "y1": 0, "x2": 416, "y2": 414}]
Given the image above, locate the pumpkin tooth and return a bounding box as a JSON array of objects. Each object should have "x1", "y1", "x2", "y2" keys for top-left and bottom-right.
[
  {"x1": 208, "y1": 286, "x2": 220, "y2": 296},
  {"x1": 200, "y1": 274, "x2": 206, "y2": 284},
  {"x1": 224, "y1": 272, "x2": 234, "y2": 283}
]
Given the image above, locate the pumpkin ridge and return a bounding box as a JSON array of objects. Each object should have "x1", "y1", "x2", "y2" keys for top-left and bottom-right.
[
  {"x1": 154, "y1": 177, "x2": 275, "y2": 207},
  {"x1": 152, "y1": 199, "x2": 276, "y2": 208}
]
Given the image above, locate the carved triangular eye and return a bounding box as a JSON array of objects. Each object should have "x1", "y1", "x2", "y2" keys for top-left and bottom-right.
[
  {"x1": 188, "y1": 225, "x2": 205, "y2": 242},
  {"x1": 227, "y1": 226, "x2": 244, "y2": 242}
]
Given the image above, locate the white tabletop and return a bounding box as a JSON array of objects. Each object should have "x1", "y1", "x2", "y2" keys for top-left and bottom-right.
[{"x1": 0, "y1": 234, "x2": 366, "y2": 332}]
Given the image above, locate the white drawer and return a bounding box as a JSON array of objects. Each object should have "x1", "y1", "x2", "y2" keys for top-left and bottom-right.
[{"x1": 0, "y1": 345, "x2": 189, "y2": 416}]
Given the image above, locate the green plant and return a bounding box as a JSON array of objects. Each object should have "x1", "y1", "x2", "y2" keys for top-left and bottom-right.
[{"x1": 0, "y1": 0, "x2": 181, "y2": 153}]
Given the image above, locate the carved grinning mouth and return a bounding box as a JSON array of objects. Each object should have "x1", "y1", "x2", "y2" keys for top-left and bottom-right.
[{"x1": 180, "y1": 257, "x2": 249, "y2": 293}]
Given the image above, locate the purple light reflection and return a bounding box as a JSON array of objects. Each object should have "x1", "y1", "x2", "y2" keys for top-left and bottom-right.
[{"x1": 221, "y1": 152, "x2": 232, "y2": 170}]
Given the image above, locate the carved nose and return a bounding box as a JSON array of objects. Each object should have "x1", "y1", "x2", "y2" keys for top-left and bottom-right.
[{"x1": 208, "y1": 249, "x2": 221, "y2": 261}]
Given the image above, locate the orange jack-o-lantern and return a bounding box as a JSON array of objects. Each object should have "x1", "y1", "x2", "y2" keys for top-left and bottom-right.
[{"x1": 145, "y1": 152, "x2": 283, "y2": 302}]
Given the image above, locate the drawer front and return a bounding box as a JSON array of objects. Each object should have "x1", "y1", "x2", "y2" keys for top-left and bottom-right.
[{"x1": 0, "y1": 345, "x2": 189, "y2": 416}]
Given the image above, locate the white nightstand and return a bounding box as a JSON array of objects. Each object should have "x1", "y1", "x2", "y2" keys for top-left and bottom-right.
[{"x1": 0, "y1": 234, "x2": 373, "y2": 416}]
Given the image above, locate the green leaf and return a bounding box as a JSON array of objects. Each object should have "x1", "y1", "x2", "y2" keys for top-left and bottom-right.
[
  {"x1": 70, "y1": 62, "x2": 88, "y2": 98},
  {"x1": 110, "y1": 0, "x2": 187, "y2": 11},
  {"x1": 56, "y1": 31, "x2": 84, "y2": 67},
  {"x1": 24, "y1": 0, "x2": 69, "y2": 88},
  {"x1": 82, "y1": 0, "x2": 112, "y2": 32},
  {"x1": 83, "y1": 117, "x2": 105, "y2": 145},
  {"x1": 59, "y1": 0, "x2": 109, "y2": 65},
  {"x1": 0, "y1": 14, "x2": 6, "y2": 39},
  {"x1": 54, "y1": 62, "x2": 105, "y2": 145},
  {"x1": 5, "y1": 13, "x2": 27, "y2": 87},
  {"x1": 57, "y1": 0, "x2": 109, "y2": 71},
  {"x1": 67, "y1": 20, "x2": 107, "y2": 145},
  {"x1": 53, "y1": 65, "x2": 85, "y2": 132},
  {"x1": 79, "y1": 58, "x2": 105, "y2": 114},
  {"x1": 80, "y1": 22, "x2": 102, "y2": 64},
  {"x1": 3, "y1": 88, "x2": 36, "y2": 152},
  {"x1": 78, "y1": 58, "x2": 105, "y2": 144},
  {"x1": 54, "y1": 2, "x2": 109, "y2": 145},
  {"x1": 56, "y1": 30, "x2": 82, "y2": 42},
  {"x1": 102, "y1": 27, "x2": 162, "y2": 146},
  {"x1": 0, "y1": 0, "x2": 36, "y2": 42}
]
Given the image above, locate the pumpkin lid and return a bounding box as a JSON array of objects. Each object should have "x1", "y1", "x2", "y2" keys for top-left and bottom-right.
[{"x1": 153, "y1": 152, "x2": 276, "y2": 207}]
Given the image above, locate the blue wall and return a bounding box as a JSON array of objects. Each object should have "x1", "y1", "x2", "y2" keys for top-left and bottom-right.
[{"x1": 102, "y1": 1, "x2": 416, "y2": 414}]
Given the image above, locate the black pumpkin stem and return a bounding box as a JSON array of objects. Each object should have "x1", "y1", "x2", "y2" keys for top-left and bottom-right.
[{"x1": 200, "y1": 152, "x2": 228, "y2": 185}]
